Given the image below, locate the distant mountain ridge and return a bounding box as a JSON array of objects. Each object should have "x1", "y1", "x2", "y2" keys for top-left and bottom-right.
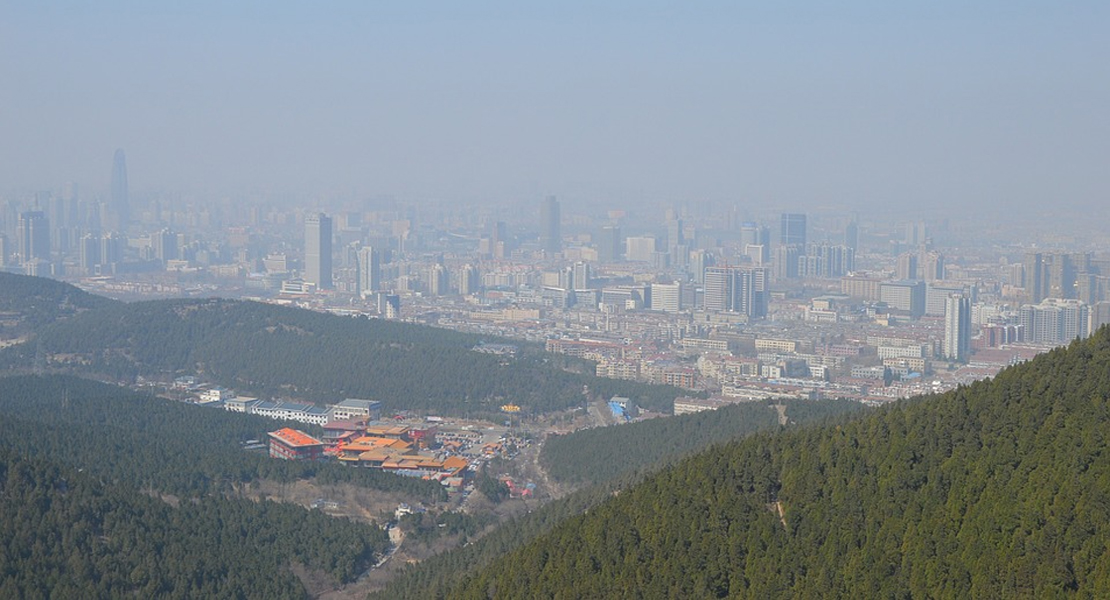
[{"x1": 443, "y1": 327, "x2": 1110, "y2": 598}]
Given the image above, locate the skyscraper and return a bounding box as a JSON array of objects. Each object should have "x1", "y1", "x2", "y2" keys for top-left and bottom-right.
[
  {"x1": 597, "y1": 225, "x2": 622, "y2": 262},
  {"x1": 357, "y1": 246, "x2": 381, "y2": 297},
  {"x1": 780, "y1": 213, "x2": 807, "y2": 248},
  {"x1": 943, "y1": 294, "x2": 971, "y2": 362},
  {"x1": 305, "y1": 213, "x2": 333, "y2": 289},
  {"x1": 540, "y1": 195, "x2": 561, "y2": 254},
  {"x1": 109, "y1": 149, "x2": 130, "y2": 229}
]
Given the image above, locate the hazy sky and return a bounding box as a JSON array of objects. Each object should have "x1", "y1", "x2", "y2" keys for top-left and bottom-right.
[{"x1": 2, "y1": 2, "x2": 1107, "y2": 213}]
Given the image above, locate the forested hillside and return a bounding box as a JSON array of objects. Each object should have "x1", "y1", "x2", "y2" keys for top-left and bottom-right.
[
  {"x1": 0, "y1": 272, "x2": 115, "y2": 335},
  {"x1": 0, "y1": 294, "x2": 685, "y2": 414},
  {"x1": 540, "y1": 398, "x2": 864, "y2": 487},
  {"x1": 0, "y1": 375, "x2": 444, "y2": 500},
  {"x1": 0, "y1": 448, "x2": 389, "y2": 598},
  {"x1": 446, "y1": 328, "x2": 1110, "y2": 598}
]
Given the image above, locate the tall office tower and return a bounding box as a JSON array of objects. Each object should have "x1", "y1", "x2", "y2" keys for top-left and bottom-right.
[
  {"x1": 79, "y1": 234, "x2": 101, "y2": 275},
  {"x1": 650, "y1": 282, "x2": 683, "y2": 313},
  {"x1": 0, "y1": 233, "x2": 8, "y2": 266},
  {"x1": 780, "y1": 213, "x2": 807, "y2": 248},
  {"x1": 17, "y1": 211, "x2": 50, "y2": 263},
  {"x1": 896, "y1": 252, "x2": 919, "y2": 280},
  {"x1": 572, "y1": 261, "x2": 591, "y2": 289},
  {"x1": 357, "y1": 246, "x2": 381, "y2": 297},
  {"x1": 305, "y1": 213, "x2": 333, "y2": 289},
  {"x1": 540, "y1": 195, "x2": 561, "y2": 254},
  {"x1": 703, "y1": 265, "x2": 769, "y2": 318},
  {"x1": 597, "y1": 225, "x2": 622, "y2": 262},
  {"x1": 845, "y1": 220, "x2": 859, "y2": 252},
  {"x1": 943, "y1": 294, "x2": 971, "y2": 362},
  {"x1": 109, "y1": 149, "x2": 130, "y2": 229}
]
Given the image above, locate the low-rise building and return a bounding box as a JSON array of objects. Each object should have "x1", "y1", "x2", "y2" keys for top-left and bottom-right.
[
  {"x1": 330, "y1": 398, "x2": 382, "y2": 422},
  {"x1": 268, "y1": 428, "x2": 325, "y2": 460}
]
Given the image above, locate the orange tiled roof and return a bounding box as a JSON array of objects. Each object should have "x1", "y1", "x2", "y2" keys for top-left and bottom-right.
[{"x1": 268, "y1": 428, "x2": 323, "y2": 448}]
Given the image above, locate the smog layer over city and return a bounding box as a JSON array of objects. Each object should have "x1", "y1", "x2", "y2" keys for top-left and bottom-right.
[{"x1": 2, "y1": 3, "x2": 1110, "y2": 599}]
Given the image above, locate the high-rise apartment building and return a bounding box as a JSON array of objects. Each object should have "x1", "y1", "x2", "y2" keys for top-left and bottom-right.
[
  {"x1": 540, "y1": 196, "x2": 561, "y2": 254},
  {"x1": 703, "y1": 266, "x2": 769, "y2": 318},
  {"x1": 896, "y1": 253, "x2": 919, "y2": 280},
  {"x1": 458, "y1": 264, "x2": 479, "y2": 296},
  {"x1": 1020, "y1": 299, "x2": 1089, "y2": 345},
  {"x1": 305, "y1": 213, "x2": 333, "y2": 289},
  {"x1": 572, "y1": 261, "x2": 591, "y2": 290},
  {"x1": 943, "y1": 294, "x2": 971, "y2": 362},
  {"x1": 427, "y1": 264, "x2": 448, "y2": 296}
]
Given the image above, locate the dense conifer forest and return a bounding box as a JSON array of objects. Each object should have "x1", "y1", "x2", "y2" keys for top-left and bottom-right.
[
  {"x1": 541, "y1": 398, "x2": 863, "y2": 486},
  {"x1": 0, "y1": 272, "x2": 115, "y2": 334},
  {"x1": 393, "y1": 327, "x2": 1110, "y2": 599},
  {"x1": 0, "y1": 275, "x2": 687, "y2": 415},
  {"x1": 0, "y1": 448, "x2": 389, "y2": 598}
]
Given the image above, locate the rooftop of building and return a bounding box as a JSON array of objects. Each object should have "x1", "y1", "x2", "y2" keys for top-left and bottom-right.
[{"x1": 268, "y1": 428, "x2": 324, "y2": 448}]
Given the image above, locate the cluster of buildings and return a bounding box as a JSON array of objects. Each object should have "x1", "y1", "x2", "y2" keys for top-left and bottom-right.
[
  {"x1": 196, "y1": 389, "x2": 383, "y2": 427},
  {"x1": 8, "y1": 155, "x2": 1110, "y2": 414},
  {"x1": 266, "y1": 419, "x2": 469, "y2": 489}
]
